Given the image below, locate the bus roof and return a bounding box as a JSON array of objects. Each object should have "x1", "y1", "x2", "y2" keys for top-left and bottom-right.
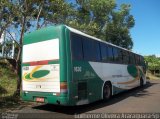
[{"x1": 65, "y1": 25, "x2": 142, "y2": 57}]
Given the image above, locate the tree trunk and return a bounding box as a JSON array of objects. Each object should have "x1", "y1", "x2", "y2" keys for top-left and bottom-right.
[
  {"x1": 0, "y1": 31, "x2": 2, "y2": 38},
  {"x1": 36, "y1": 5, "x2": 43, "y2": 30},
  {"x1": 14, "y1": 16, "x2": 26, "y2": 97},
  {"x1": 14, "y1": 59, "x2": 21, "y2": 97}
]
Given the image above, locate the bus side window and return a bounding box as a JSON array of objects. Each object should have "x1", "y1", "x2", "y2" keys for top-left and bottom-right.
[
  {"x1": 135, "y1": 55, "x2": 140, "y2": 65},
  {"x1": 100, "y1": 43, "x2": 108, "y2": 62},
  {"x1": 138, "y1": 56, "x2": 141, "y2": 66},
  {"x1": 134, "y1": 54, "x2": 137, "y2": 65},
  {"x1": 133, "y1": 54, "x2": 136, "y2": 65},
  {"x1": 118, "y1": 49, "x2": 123, "y2": 64},
  {"x1": 129, "y1": 53, "x2": 132, "y2": 64},
  {"x1": 71, "y1": 33, "x2": 83, "y2": 60},
  {"x1": 122, "y1": 51, "x2": 129, "y2": 64},
  {"x1": 83, "y1": 37, "x2": 95, "y2": 61},
  {"x1": 108, "y1": 45, "x2": 114, "y2": 62},
  {"x1": 139, "y1": 56, "x2": 142, "y2": 66},
  {"x1": 130, "y1": 53, "x2": 135, "y2": 65},
  {"x1": 113, "y1": 47, "x2": 119, "y2": 63},
  {"x1": 94, "y1": 41, "x2": 101, "y2": 62},
  {"x1": 140, "y1": 56, "x2": 145, "y2": 66},
  {"x1": 136, "y1": 55, "x2": 139, "y2": 65}
]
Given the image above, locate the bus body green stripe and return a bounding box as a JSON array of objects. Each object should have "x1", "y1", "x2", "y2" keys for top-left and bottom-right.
[{"x1": 23, "y1": 26, "x2": 61, "y2": 45}]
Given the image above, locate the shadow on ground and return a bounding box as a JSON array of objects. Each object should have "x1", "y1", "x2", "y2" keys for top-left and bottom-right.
[{"x1": 32, "y1": 81, "x2": 157, "y2": 115}]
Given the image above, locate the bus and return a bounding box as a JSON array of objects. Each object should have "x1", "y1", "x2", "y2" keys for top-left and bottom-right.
[{"x1": 22, "y1": 25, "x2": 146, "y2": 106}]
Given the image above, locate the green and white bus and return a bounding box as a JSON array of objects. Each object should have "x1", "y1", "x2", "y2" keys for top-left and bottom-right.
[{"x1": 22, "y1": 25, "x2": 146, "y2": 106}]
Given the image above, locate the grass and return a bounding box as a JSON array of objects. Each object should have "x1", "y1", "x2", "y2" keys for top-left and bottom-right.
[
  {"x1": 155, "y1": 74, "x2": 160, "y2": 77},
  {"x1": 0, "y1": 59, "x2": 35, "y2": 112},
  {"x1": 146, "y1": 72, "x2": 160, "y2": 80},
  {"x1": 0, "y1": 59, "x2": 20, "y2": 112},
  {"x1": 0, "y1": 59, "x2": 17, "y2": 97}
]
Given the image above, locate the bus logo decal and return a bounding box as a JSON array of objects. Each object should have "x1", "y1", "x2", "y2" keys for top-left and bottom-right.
[{"x1": 23, "y1": 65, "x2": 50, "y2": 81}]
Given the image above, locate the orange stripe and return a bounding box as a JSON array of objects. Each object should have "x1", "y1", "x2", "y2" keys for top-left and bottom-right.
[
  {"x1": 23, "y1": 59, "x2": 59, "y2": 66},
  {"x1": 30, "y1": 60, "x2": 48, "y2": 66},
  {"x1": 60, "y1": 82, "x2": 67, "y2": 89}
]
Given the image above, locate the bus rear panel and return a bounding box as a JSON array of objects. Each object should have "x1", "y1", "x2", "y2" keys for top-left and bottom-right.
[{"x1": 22, "y1": 25, "x2": 71, "y2": 105}]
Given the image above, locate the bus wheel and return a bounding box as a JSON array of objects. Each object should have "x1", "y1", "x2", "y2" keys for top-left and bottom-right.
[
  {"x1": 103, "y1": 82, "x2": 111, "y2": 100},
  {"x1": 140, "y1": 77, "x2": 144, "y2": 87}
]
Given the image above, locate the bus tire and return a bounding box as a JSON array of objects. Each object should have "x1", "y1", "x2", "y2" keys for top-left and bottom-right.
[
  {"x1": 140, "y1": 77, "x2": 144, "y2": 87},
  {"x1": 103, "y1": 82, "x2": 112, "y2": 100}
]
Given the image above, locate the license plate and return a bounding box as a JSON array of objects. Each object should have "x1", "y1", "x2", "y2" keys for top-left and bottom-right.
[{"x1": 36, "y1": 97, "x2": 44, "y2": 102}]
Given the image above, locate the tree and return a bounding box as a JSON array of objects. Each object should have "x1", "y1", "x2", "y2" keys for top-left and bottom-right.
[
  {"x1": 67, "y1": 0, "x2": 116, "y2": 39},
  {"x1": 0, "y1": 0, "x2": 15, "y2": 39},
  {"x1": 105, "y1": 4, "x2": 134, "y2": 49},
  {"x1": 68, "y1": 0, "x2": 134, "y2": 50},
  {"x1": 1, "y1": 0, "x2": 74, "y2": 96},
  {"x1": 33, "y1": 0, "x2": 74, "y2": 29},
  {"x1": 144, "y1": 55, "x2": 160, "y2": 74}
]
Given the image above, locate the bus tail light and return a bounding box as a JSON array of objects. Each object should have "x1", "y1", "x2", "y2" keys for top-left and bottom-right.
[{"x1": 60, "y1": 82, "x2": 68, "y2": 94}]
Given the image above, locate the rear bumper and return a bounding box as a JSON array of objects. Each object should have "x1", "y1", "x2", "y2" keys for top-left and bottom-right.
[{"x1": 21, "y1": 91, "x2": 71, "y2": 106}]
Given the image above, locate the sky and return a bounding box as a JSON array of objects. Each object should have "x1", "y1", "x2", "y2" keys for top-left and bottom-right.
[{"x1": 117, "y1": 0, "x2": 160, "y2": 56}]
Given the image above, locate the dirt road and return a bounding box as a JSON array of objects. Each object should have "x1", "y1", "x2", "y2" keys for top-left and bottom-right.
[{"x1": 6, "y1": 80, "x2": 160, "y2": 118}]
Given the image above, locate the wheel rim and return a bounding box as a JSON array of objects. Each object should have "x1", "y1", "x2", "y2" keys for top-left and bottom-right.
[
  {"x1": 140, "y1": 78, "x2": 143, "y2": 86},
  {"x1": 104, "y1": 85, "x2": 110, "y2": 99}
]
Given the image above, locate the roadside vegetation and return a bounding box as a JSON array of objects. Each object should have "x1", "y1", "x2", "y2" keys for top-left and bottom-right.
[
  {"x1": 146, "y1": 72, "x2": 160, "y2": 80},
  {"x1": 144, "y1": 55, "x2": 160, "y2": 79},
  {"x1": 0, "y1": 59, "x2": 19, "y2": 112}
]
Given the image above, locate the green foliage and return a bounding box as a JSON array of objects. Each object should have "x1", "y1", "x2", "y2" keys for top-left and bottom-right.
[
  {"x1": 67, "y1": 0, "x2": 116, "y2": 40},
  {"x1": 0, "y1": 0, "x2": 74, "y2": 37},
  {"x1": 0, "y1": 0, "x2": 134, "y2": 50},
  {"x1": 0, "y1": 60, "x2": 20, "y2": 111},
  {"x1": 0, "y1": 60, "x2": 17, "y2": 99},
  {"x1": 67, "y1": 0, "x2": 135, "y2": 49},
  {"x1": 105, "y1": 4, "x2": 134, "y2": 49},
  {"x1": 144, "y1": 55, "x2": 160, "y2": 71},
  {"x1": 0, "y1": 0, "x2": 14, "y2": 37}
]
